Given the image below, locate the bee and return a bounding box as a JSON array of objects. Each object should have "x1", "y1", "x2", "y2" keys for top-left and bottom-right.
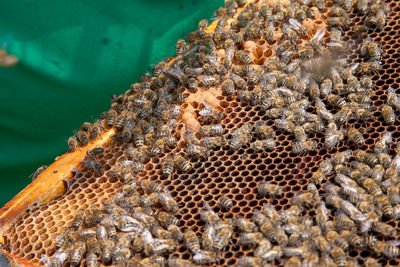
[
  {"x1": 217, "y1": 195, "x2": 233, "y2": 210},
  {"x1": 82, "y1": 160, "x2": 104, "y2": 175},
  {"x1": 222, "y1": 79, "x2": 235, "y2": 96},
  {"x1": 374, "y1": 132, "x2": 392, "y2": 153},
  {"x1": 200, "y1": 203, "x2": 221, "y2": 225},
  {"x1": 291, "y1": 140, "x2": 317, "y2": 155},
  {"x1": 132, "y1": 236, "x2": 144, "y2": 253},
  {"x1": 234, "y1": 215, "x2": 257, "y2": 233},
  {"x1": 254, "y1": 122, "x2": 275, "y2": 139},
  {"x1": 275, "y1": 119, "x2": 295, "y2": 133},
  {"x1": 161, "y1": 157, "x2": 174, "y2": 177},
  {"x1": 382, "y1": 105, "x2": 395, "y2": 125},
  {"x1": 184, "y1": 229, "x2": 201, "y2": 254},
  {"x1": 168, "y1": 224, "x2": 183, "y2": 241},
  {"x1": 387, "y1": 185, "x2": 400, "y2": 205},
  {"x1": 105, "y1": 109, "x2": 118, "y2": 128},
  {"x1": 251, "y1": 139, "x2": 276, "y2": 151},
  {"x1": 200, "y1": 136, "x2": 224, "y2": 149},
  {"x1": 198, "y1": 124, "x2": 224, "y2": 136},
  {"x1": 327, "y1": 94, "x2": 347, "y2": 108},
  {"x1": 199, "y1": 102, "x2": 224, "y2": 123},
  {"x1": 193, "y1": 250, "x2": 217, "y2": 265},
  {"x1": 70, "y1": 241, "x2": 86, "y2": 265},
  {"x1": 213, "y1": 226, "x2": 232, "y2": 251},
  {"x1": 157, "y1": 211, "x2": 178, "y2": 228},
  {"x1": 113, "y1": 247, "x2": 131, "y2": 263},
  {"x1": 173, "y1": 155, "x2": 191, "y2": 173},
  {"x1": 85, "y1": 206, "x2": 104, "y2": 227},
  {"x1": 167, "y1": 257, "x2": 195, "y2": 267},
  {"x1": 340, "y1": 230, "x2": 364, "y2": 248},
  {"x1": 87, "y1": 236, "x2": 101, "y2": 257},
  {"x1": 139, "y1": 179, "x2": 162, "y2": 193},
  {"x1": 331, "y1": 150, "x2": 352, "y2": 165},
  {"x1": 175, "y1": 39, "x2": 187, "y2": 55},
  {"x1": 157, "y1": 191, "x2": 179, "y2": 213},
  {"x1": 71, "y1": 209, "x2": 86, "y2": 230},
  {"x1": 354, "y1": 150, "x2": 378, "y2": 167},
  {"x1": 75, "y1": 130, "x2": 89, "y2": 146},
  {"x1": 86, "y1": 147, "x2": 104, "y2": 159},
  {"x1": 290, "y1": 192, "x2": 318, "y2": 208},
  {"x1": 238, "y1": 232, "x2": 264, "y2": 247},
  {"x1": 383, "y1": 242, "x2": 400, "y2": 258},
  {"x1": 358, "y1": 61, "x2": 381, "y2": 74},
  {"x1": 257, "y1": 182, "x2": 282, "y2": 197},
  {"x1": 236, "y1": 51, "x2": 252, "y2": 64},
  {"x1": 325, "y1": 123, "x2": 345, "y2": 150},
  {"x1": 67, "y1": 136, "x2": 79, "y2": 152},
  {"x1": 347, "y1": 128, "x2": 364, "y2": 146},
  {"x1": 236, "y1": 256, "x2": 262, "y2": 267},
  {"x1": 376, "y1": 8, "x2": 386, "y2": 30},
  {"x1": 331, "y1": 247, "x2": 346, "y2": 267},
  {"x1": 372, "y1": 221, "x2": 397, "y2": 237},
  {"x1": 326, "y1": 230, "x2": 349, "y2": 251},
  {"x1": 364, "y1": 257, "x2": 383, "y2": 267}
]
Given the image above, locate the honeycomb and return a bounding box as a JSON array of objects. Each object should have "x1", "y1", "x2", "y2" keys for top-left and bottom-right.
[{"x1": 1, "y1": 0, "x2": 400, "y2": 266}]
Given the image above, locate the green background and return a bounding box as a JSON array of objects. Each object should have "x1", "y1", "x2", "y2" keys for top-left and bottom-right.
[{"x1": 0, "y1": 0, "x2": 222, "y2": 206}]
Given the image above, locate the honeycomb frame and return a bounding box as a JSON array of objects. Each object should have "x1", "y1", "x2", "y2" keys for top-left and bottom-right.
[{"x1": 1, "y1": 0, "x2": 400, "y2": 266}]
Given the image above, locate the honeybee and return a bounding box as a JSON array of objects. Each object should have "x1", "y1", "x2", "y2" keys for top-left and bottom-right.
[
  {"x1": 200, "y1": 136, "x2": 224, "y2": 149},
  {"x1": 236, "y1": 256, "x2": 262, "y2": 267},
  {"x1": 198, "y1": 124, "x2": 224, "y2": 137},
  {"x1": 157, "y1": 211, "x2": 179, "y2": 228},
  {"x1": 358, "y1": 61, "x2": 381, "y2": 74},
  {"x1": 340, "y1": 230, "x2": 364, "y2": 248},
  {"x1": 113, "y1": 247, "x2": 131, "y2": 263},
  {"x1": 354, "y1": 150, "x2": 378, "y2": 167},
  {"x1": 82, "y1": 160, "x2": 104, "y2": 175},
  {"x1": 275, "y1": 119, "x2": 295, "y2": 133},
  {"x1": 374, "y1": 132, "x2": 392, "y2": 153},
  {"x1": 257, "y1": 182, "x2": 283, "y2": 198},
  {"x1": 213, "y1": 226, "x2": 232, "y2": 251},
  {"x1": 70, "y1": 241, "x2": 86, "y2": 265},
  {"x1": 139, "y1": 179, "x2": 162, "y2": 193},
  {"x1": 324, "y1": 123, "x2": 345, "y2": 151},
  {"x1": 75, "y1": 130, "x2": 89, "y2": 146},
  {"x1": 67, "y1": 136, "x2": 79, "y2": 152},
  {"x1": 381, "y1": 105, "x2": 395, "y2": 125},
  {"x1": 364, "y1": 257, "x2": 382, "y2": 267},
  {"x1": 86, "y1": 147, "x2": 104, "y2": 158},
  {"x1": 184, "y1": 229, "x2": 201, "y2": 254},
  {"x1": 31, "y1": 165, "x2": 47, "y2": 181},
  {"x1": 167, "y1": 224, "x2": 183, "y2": 242},
  {"x1": 175, "y1": 39, "x2": 187, "y2": 55},
  {"x1": 327, "y1": 94, "x2": 347, "y2": 108},
  {"x1": 216, "y1": 195, "x2": 233, "y2": 210},
  {"x1": 251, "y1": 139, "x2": 276, "y2": 151},
  {"x1": 193, "y1": 250, "x2": 217, "y2": 265},
  {"x1": 173, "y1": 155, "x2": 191, "y2": 173},
  {"x1": 326, "y1": 230, "x2": 349, "y2": 251},
  {"x1": 347, "y1": 128, "x2": 364, "y2": 146},
  {"x1": 167, "y1": 257, "x2": 195, "y2": 267},
  {"x1": 221, "y1": 78, "x2": 235, "y2": 98},
  {"x1": 312, "y1": 201, "x2": 329, "y2": 227},
  {"x1": 55, "y1": 228, "x2": 74, "y2": 249},
  {"x1": 376, "y1": 8, "x2": 387, "y2": 30},
  {"x1": 200, "y1": 203, "x2": 221, "y2": 226},
  {"x1": 291, "y1": 140, "x2": 317, "y2": 155},
  {"x1": 372, "y1": 221, "x2": 397, "y2": 237},
  {"x1": 85, "y1": 206, "x2": 104, "y2": 227},
  {"x1": 331, "y1": 247, "x2": 347, "y2": 267},
  {"x1": 161, "y1": 157, "x2": 174, "y2": 177},
  {"x1": 157, "y1": 191, "x2": 179, "y2": 214}
]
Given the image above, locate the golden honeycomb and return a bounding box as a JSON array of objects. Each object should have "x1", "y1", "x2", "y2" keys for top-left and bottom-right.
[{"x1": 1, "y1": 0, "x2": 400, "y2": 266}]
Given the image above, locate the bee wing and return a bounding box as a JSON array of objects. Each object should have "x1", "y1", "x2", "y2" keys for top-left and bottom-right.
[
  {"x1": 40, "y1": 254, "x2": 50, "y2": 266},
  {"x1": 360, "y1": 218, "x2": 375, "y2": 233},
  {"x1": 382, "y1": 132, "x2": 393, "y2": 143},
  {"x1": 390, "y1": 155, "x2": 400, "y2": 171},
  {"x1": 288, "y1": 18, "x2": 302, "y2": 30},
  {"x1": 386, "y1": 240, "x2": 400, "y2": 247},
  {"x1": 312, "y1": 29, "x2": 325, "y2": 42}
]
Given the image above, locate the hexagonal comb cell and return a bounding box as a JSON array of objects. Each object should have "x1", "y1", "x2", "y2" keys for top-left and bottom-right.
[{"x1": 1, "y1": 0, "x2": 400, "y2": 266}]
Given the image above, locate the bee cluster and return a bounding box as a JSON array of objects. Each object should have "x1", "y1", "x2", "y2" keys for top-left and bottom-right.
[
  {"x1": 42, "y1": 178, "x2": 186, "y2": 266},
  {"x1": 7, "y1": 0, "x2": 400, "y2": 266},
  {"x1": 231, "y1": 136, "x2": 400, "y2": 267}
]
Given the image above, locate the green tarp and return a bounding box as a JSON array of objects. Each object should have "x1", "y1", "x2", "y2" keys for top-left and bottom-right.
[{"x1": 0, "y1": 0, "x2": 223, "y2": 206}]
